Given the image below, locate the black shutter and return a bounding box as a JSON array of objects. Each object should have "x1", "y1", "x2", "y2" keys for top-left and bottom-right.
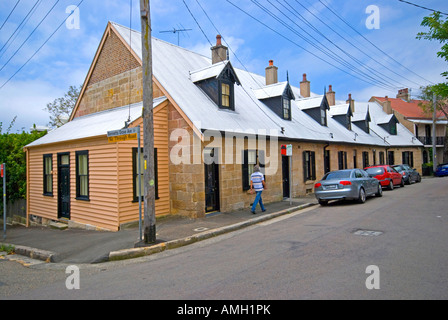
[
  {"x1": 242, "y1": 150, "x2": 249, "y2": 191},
  {"x1": 311, "y1": 151, "x2": 316, "y2": 180},
  {"x1": 344, "y1": 151, "x2": 347, "y2": 169}
]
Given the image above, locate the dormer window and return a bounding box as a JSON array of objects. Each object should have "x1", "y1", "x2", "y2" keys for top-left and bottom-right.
[
  {"x1": 253, "y1": 82, "x2": 295, "y2": 121},
  {"x1": 190, "y1": 61, "x2": 240, "y2": 112},
  {"x1": 377, "y1": 114, "x2": 399, "y2": 136}
]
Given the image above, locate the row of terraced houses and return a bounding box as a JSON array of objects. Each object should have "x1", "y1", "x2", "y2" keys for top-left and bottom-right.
[{"x1": 23, "y1": 22, "x2": 444, "y2": 231}]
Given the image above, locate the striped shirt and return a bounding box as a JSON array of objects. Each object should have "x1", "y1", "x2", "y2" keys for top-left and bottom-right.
[{"x1": 251, "y1": 171, "x2": 264, "y2": 191}]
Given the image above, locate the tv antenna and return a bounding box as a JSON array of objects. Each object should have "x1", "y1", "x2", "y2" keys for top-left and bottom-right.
[{"x1": 160, "y1": 26, "x2": 192, "y2": 46}]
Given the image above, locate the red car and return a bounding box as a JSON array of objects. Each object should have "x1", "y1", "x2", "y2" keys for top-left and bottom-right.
[{"x1": 364, "y1": 165, "x2": 404, "y2": 190}]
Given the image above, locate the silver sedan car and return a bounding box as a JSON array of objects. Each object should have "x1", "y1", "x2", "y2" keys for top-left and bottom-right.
[{"x1": 314, "y1": 169, "x2": 382, "y2": 205}]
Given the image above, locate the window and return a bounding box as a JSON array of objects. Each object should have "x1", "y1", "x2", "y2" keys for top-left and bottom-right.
[
  {"x1": 338, "y1": 151, "x2": 347, "y2": 170},
  {"x1": 390, "y1": 124, "x2": 397, "y2": 135},
  {"x1": 402, "y1": 151, "x2": 414, "y2": 167},
  {"x1": 379, "y1": 151, "x2": 385, "y2": 165},
  {"x1": 320, "y1": 108, "x2": 327, "y2": 126},
  {"x1": 282, "y1": 98, "x2": 291, "y2": 120},
  {"x1": 76, "y1": 151, "x2": 89, "y2": 200},
  {"x1": 362, "y1": 151, "x2": 369, "y2": 168},
  {"x1": 353, "y1": 150, "x2": 357, "y2": 168},
  {"x1": 324, "y1": 149, "x2": 331, "y2": 174},
  {"x1": 242, "y1": 149, "x2": 265, "y2": 190},
  {"x1": 388, "y1": 151, "x2": 395, "y2": 165},
  {"x1": 221, "y1": 82, "x2": 231, "y2": 108},
  {"x1": 133, "y1": 148, "x2": 158, "y2": 201},
  {"x1": 43, "y1": 154, "x2": 53, "y2": 196},
  {"x1": 303, "y1": 151, "x2": 316, "y2": 181}
]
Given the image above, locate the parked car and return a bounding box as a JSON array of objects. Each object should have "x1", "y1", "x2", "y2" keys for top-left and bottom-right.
[
  {"x1": 392, "y1": 164, "x2": 421, "y2": 184},
  {"x1": 435, "y1": 163, "x2": 448, "y2": 177},
  {"x1": 314, "y1": 169, "x2": 382, "y2": 206},
  {"x1": 364, "y1": 165, "x2": 404, "y2": 190}
]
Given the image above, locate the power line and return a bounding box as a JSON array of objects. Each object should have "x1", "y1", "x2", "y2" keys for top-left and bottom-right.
[
  {"x1": 248, "y1": 0, "x2": 397, "y2": 91},
  {"x1": 261, "y1": 0, "x2": 400, "y2": 91},
  {"x1": 0, "y1": 0, "x2": 85, "y2": 90},
  {"x1": 182, "y1": 0, "x2": 212, "y2": 46},
  {"x1": 225, "y1": 0, "x2": 398, "y2": 92},
  {"x1": 0, "y1": 0, "x2": 42, "y2": 55},
  {"x1": 288, "y1": 0, "x2": 424, "y2": 89},
  {"x1": 397, "y1": 0, "x2": 448, "y2": 16},
  {"x1": 0, "y1": 0, "x2": 21, "y2": 31},
  {"x1": 0, "y1": 0, "x2": 61, "y2": 73},
  {"x1": 318, "y1": 0, "x2": 434, "y2": 85}
]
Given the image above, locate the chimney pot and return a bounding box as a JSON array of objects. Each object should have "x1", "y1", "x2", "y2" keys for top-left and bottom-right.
[
  {"x1": 329, "y1": 85, "x2": 333, "y2": 92},
  {"x1": 303, "y1": 73, "x2": 307, "y2": 82},
  {"x1": 269, "y1": 60, "x2": 274, "y2": 66},
  {"x1": 211, "y1": 35, "x2": 228, "y2": 64}
]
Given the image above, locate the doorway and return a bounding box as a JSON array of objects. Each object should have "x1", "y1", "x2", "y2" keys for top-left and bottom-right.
[
  {"x1": 204, "y1": 148, "x2": 220, "y2": 213},
  {"x1": 58, "y1": 153, "x2": 70, "y2": 219}
]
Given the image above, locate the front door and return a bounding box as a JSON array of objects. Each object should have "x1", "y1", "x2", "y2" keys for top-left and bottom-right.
[
  {"x1": 58, "y1": 153, "x2": 70, "y2": 219},
  {"x1": 282, "y1": 156, "x2": 290, "y2": 198},
  {"x1": 204, "y1": 148, "x2": 220, "y2": 213}
]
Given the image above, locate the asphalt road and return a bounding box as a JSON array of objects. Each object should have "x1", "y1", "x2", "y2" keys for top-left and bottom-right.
[{"x1": 1, "y1": 177, "x2": 448, "y2": 301}]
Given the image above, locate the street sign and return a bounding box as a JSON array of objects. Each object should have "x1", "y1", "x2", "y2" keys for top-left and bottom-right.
[
  {"x1": 0, "y1": 164, "x2": 3, "y2": 178},
  {"x1": 281, "y1": 144, "x2": 293, "y2": 157},
  {"x1": 286, "y1": 144, "x2": 292, "y2": 156},
  {"x1": 107, "y1": 127, "x2": 139, "y2": 143}
]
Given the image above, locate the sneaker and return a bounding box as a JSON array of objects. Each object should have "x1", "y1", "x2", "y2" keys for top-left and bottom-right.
[
  {"x1": 251, "y1": 211, "x2": 256, "y2": 214},
  {"x1": 262, "y1": 209, "x2": 266, "y2": 212}
]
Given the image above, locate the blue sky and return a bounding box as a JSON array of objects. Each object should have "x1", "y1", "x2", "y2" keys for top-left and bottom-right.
[{"x1": 0, "y1": 0, "x2": 447, "y2": 133}]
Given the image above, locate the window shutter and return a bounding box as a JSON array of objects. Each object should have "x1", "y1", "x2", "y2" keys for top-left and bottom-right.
[
  {"x1": 242, "y1": 150, "x2": 249, "y2": 191},
  {"x1": 311, "y1": 151, "x2": 316, "y2": 180}
]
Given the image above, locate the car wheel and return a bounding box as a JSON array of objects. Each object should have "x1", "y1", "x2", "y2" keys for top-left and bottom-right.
[
  {"x1": 318, "y1": 199, "x2": 328, "y2": 206},
  {"x1": 389, "y1": 180, "x2": 394, "y2": 190},
  {"x1": 358, "y1": 188, "x2": 366, "y2": 204},
  {"x1": 376, "y1": 184, "x2": 383, "y2": 197},
  {"x1": 417, "y1": 175, "x2": 421, "y2": 183}
]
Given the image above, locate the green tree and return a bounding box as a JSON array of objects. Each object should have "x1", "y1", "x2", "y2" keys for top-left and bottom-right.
[
  {"x1": 0, "y1": 118, "x2": 46, "y2": 213},
  {"x1": 417, "y1": 12, "x2": 448, "y2": 98},
  {"x1": 45, "y1": 85, "x2": 81, "y2": 128}
]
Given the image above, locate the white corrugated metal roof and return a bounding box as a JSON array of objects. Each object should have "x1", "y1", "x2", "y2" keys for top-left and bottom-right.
[
  {"x1": 253, "y1": 82, "x2": 290, "y2": 100},
  {"x1": 26, "y1": 97, "x2": 167, "y2": 147}
]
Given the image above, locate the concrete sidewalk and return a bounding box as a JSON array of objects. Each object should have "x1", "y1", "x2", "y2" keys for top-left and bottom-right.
[{"x1": 1, "y1": 197, "x2": 317, "y2": 265}]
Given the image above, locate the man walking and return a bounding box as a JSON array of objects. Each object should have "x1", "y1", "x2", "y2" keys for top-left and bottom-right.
[{"x1": 250, "y1": 165, "x2": 266, "y2": 214}]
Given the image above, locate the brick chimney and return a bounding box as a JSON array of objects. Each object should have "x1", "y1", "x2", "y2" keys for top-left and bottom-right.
[
  {"x1": 265, "y1": 60, "x2": 278, "y2": 86},
  {"x1": 346, "y1": 93, "x2": 355, "y2": 113},
  {"x1": 211, "y1": 35, "x2": 228, "y2": 64},
  {"x1": 326, "y1": 85, "x2": 336, "y2": 106},
  {"x1": 396, "y1": 88, "x2": 410, "y2": 102},
  {"x1": 383, "y1": 96, "x2": 392, "y2": 114},
  {"x1": 300, "y1": 73, "x2": 310, "y2": 98}
]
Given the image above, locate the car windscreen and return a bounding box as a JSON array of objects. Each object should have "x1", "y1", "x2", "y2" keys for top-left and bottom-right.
[
  {"x1": 323, "y1": 171, "x2": 352, "y2": 180},
  {"x1": 365, "y1": 167, "x2": 384, "y2": 176}
]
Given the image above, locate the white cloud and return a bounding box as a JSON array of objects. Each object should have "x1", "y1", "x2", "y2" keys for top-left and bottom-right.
[{"x1": 0, "y1": 79, "x2": 63, "y2": 132}]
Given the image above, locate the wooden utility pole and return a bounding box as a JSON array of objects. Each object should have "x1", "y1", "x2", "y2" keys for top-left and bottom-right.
[
  {"x1": 140, "y1": 0, "x2": 156, "y2": 244},
  {"x1": 432, "y1": 93, "x2": 437, "y2": 174}
]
